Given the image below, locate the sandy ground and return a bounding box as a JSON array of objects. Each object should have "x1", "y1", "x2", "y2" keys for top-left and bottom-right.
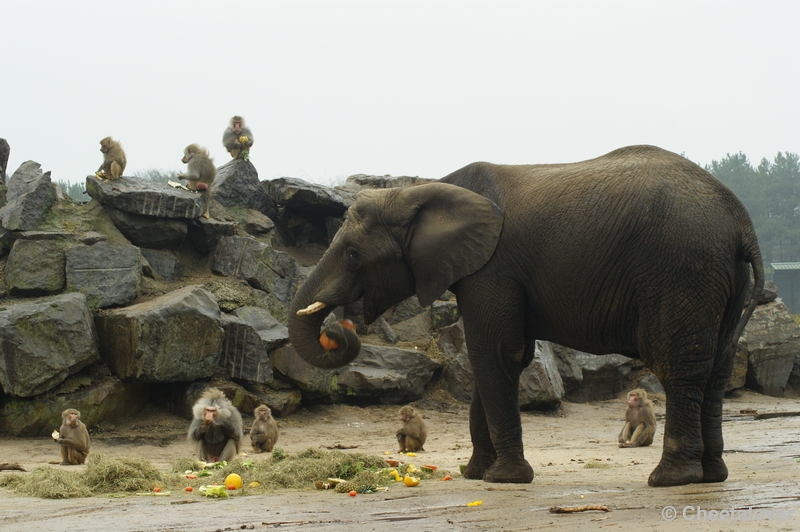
[{"x1": 0, "y1": 389, "x2": 798, "y2": 532}]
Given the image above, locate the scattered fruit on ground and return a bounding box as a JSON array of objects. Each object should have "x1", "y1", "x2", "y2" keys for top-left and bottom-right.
[
  {"x1": 224, "y1": 473, "x2": 243, "y2": 489},
  {"x1": 349, "y1": 491, "x2": 356, "y2": 497},
  {"x1": 404, "y1": 474, "x2": 420, "y2": 487}
]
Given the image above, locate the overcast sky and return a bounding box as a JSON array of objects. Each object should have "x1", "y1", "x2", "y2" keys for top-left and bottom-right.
[{"x1": 3, "y1": 1, "x2": 798, "y2": 187}]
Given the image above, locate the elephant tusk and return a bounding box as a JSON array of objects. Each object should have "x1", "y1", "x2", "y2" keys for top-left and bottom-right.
[{"x1": 297, "y1": 301, "x2": 327, "y2": 316}]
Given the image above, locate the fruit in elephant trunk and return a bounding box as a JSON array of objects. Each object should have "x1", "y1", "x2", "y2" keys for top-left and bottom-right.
[{"x1": 288, "y1": 145, "x2": 764, "y2": 488}]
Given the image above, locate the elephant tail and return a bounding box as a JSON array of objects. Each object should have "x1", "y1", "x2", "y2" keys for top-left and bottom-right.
[{"x1": 732, "y1": 229, "x2": 765, "y2": 342}]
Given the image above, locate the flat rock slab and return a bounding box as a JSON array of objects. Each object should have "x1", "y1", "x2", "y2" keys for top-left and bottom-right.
[{"x1": 85, "y1": 175, "x2": 207, "y2": 219}]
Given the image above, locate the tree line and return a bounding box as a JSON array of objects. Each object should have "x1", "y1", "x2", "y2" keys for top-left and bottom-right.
[{"x1": 56, "y1": 152, "x2": 799, "y2": 268}]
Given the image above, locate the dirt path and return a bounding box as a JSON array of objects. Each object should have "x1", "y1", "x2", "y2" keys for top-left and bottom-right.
[{"x1": 0, "y1": 389, "x2": 798, "y2": 531}]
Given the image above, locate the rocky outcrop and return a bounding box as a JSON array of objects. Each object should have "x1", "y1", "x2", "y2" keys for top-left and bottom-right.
[
  {"x1": 739, "y1": 300, "x2": 800, "y2": 396},
  {"x1": 219, "y1": 306, "x2": 289, "y2": 384},
  {"x1": 0, "y1": 161, "x2": 56, "y2": 231},
  {"x1": 65, "y1": 242, "x2": 142, "y2": 308},
  {"x1": 85, "y1": 175, "x2": 207, "y2": 219},
  {"x1": 0, "y1": 292, "x2": 99, "y2": 397}
]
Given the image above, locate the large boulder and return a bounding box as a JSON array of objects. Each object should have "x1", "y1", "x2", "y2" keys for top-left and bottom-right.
[
  {"x1": 4, "y1": 239, "x2": 66, "y2": 296},
  {"x1": 0, "y1": 138, "x2": 9, "y2": 184},
  {"x1": 0, "y1": 292, "x2": 100, "y2": 397},
  {"x1": 187, "y1": 217, "x2": 237, "y2": 255},
  {"x1": 519, "y1": 341, "x2": 565, "y2": 410},
  {"x1": 739, "y1": 300, "x2": 800, "y2": 396},
  {"x1": 85, "y1": 175, "x2": 208, "y2": 219},
  {"x1": 103, "y1": 205, "x2": 187, "y2": 248},
  {"x1": 212, "y1": 159, "x2": 271, "y2": 214},
  {"x1": 551, "y1": 345, "x2": 643, "y2": 402},
  {"x1": 212, "y1": 236, "x2": 300, "y2": 305},
  {"x1": 271, "y1": 344, "x2": 440, "y2": 404},
  {"x1": 96, "y1": 286, "x2": 225, "y2": 382},
  {"x1": 220, "y1": 306, "x2": 289, "y2": 384},
  {"x1": 65, "y1": 242, "x2": 142, "y2": 308},
  {"x1": 0, "y1": 161, "x2": 56, "y2": 231},
  {"x1": 0, "y1": 364, "x2": 149, "y2": 436},
  {"x1": 140, "y1": 248, "x2": 182, "y2": 283}
]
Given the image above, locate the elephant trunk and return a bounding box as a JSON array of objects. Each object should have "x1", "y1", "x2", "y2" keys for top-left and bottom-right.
[{"x1": 288, "y1": 268, "x2": 361, "y2": 369}]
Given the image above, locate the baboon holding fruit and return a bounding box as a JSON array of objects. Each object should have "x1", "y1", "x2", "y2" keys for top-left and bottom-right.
[
  {"x1": 249, "y1": 405, "x2": 278, "y2": 453},
  {"x1": 222, "y1": 115, "x2": 254, "y2": 160},
  {"x1": 54, "y1": 408, "x2": 90, "y2": 465},
  {"x1": 188, "y1": 388, "x2": 243, "y2": 462},
  {"x1": 96, "y1": 136, "x2": 126, "y2": 181},
  {"x1": 179, "y1": 143, "x2": 216, "y2": 219},
  {"x1": 396, "y1": 405, "x2": 427, "y2": 452},
  {"x1": 618, "y1": 388, "x2": 657, "y2": 448}
]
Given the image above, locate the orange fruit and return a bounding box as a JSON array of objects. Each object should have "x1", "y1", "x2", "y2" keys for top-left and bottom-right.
[{"x1": 349, "y1": 490, "x2": 357, "y2": 497}]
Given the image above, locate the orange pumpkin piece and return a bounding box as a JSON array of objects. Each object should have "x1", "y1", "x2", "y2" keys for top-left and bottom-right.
[{"x1": 319, "y1": 332, "x2": 339, "y2": 350}]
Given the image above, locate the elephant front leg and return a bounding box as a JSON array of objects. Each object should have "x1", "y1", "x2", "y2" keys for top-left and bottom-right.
[
  {"x1": 463, "y1": 384, "x2": 496, "y2": 480},
  {"x1": 469, "y1": 358, "x2": 533, "y2": 484}
]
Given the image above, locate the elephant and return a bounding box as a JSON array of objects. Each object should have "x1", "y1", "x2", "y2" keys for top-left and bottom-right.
[{"x1": 288, "y1": 145, "x2": 764, "y2": 487}]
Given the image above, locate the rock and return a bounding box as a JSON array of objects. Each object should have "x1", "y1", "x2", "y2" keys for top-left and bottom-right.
[
  {"x1": 85, "y1": 175, "x2": 208, "y2": 219},
  {"x1": 186, "y1": 217, "x2": 237, "y2": 255},
  {"x1": 0, "y1": 138, "x2": 9, "y2": 184},
  {"x1": 269, "y1": 177, "x2": 352, "y2": 217},
  {"x1": 96, "y1": 286, "x2": 225, "y2": 382},
  {"x1": 270, "y1": 344, "x2": 441, "y2": 404},
  {"x1": 0, "y1": 293, "x2": 100, "y2": 397},
  {"x1": 438, "y1": 319, "x2": 473, "y2": 402},
  {"x1": 0, "y1": 161, "x2": 56, "y2": 231},
  {"x1": 65, "y1": 242, "x2": 142, "y2": 308},
  {"x1": 4, "y1": 239, "x2": 66, "y2": 296},
  {"x1": 388, "y1": 297, "x2": 426, "y2": 325},
  {"x1": 220, "y1": 306, "x2": 289, "y2": 383},
  {"x1": 212, "y1": 159, "x2": 272, "y2": 214},
  {"x1": 140, "y1": 248, "x2": 182, "y2": 283},
  {"x1": 104, "y1": 205, "x2": 187, "y2": 248},
  {"x1": 758, "y1": 280, "x2": 778, "y2": 305},
  {"x1": 518, "y1": 341, "x2": 564, "y2": 410},
  {"x1": 551, "y1": 345, "x2": 643, "y2": 402},
  {"x1": 0, "y1": 364, "x2": 149, "y2": 436},
  {"x1": 636, "y1": 373, "x2": 665, "y2": 395},
  {"x1": 159, "y1": 379, "x2": 301, "y2": 420},
  {"x1": 212, "y1": 236, "x2": 300, "y2": 305},
  {"x1": 431, "y1": 300, "x2": 460, "y2": 330},
  {"x1": 741, "y1": 300, "x2": 800, "y2": 396},
  {"x1": 242, "y1": 209, "x2": 275, "y2": 236}
]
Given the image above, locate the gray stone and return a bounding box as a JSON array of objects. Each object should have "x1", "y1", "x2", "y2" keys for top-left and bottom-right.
[
  {"x1": 0, "y1": 138, "x2": 9, "y2": 184},
  {"x1": 271, "y1": 344, "x2": 440, "y2": 404},
  {"x1": 104, "y1": 205, "x2": 187, "y2": 248},
  {"x1": 431, "y1": 300, "x2": 460, "y2": 330},
  {"x1": 187, "y1": 217, "x2": 237, "y2": 255},
  {"x1": 213, "y1": 158, "x2": 271, "y2": 214},
  {"x1": 220, "y1": 306, "x2": 289, "y2": 383},
  {"x1": 741, "y1": 300, "x2": 800, "y2": 397},
  {"x1": 518, "y1": 341, "x2": 564, "y2": 410},
  {"x1": 85, "y1": 175, "x2": 208, "y2": 219},
  {"x1": 96, "y1": 286, "x2": 225, "y2": 382},
  {"x1": 0, "y1": 161, "x2": 56, "y2": 230},
  {"x1": 65, "y1": 242, "x2": 142, "y2": 308},
  {"x1": 4, "y1": 239, "x2": 66, "y2": 296},
  {"x1": 636, "y1": 373, "x2": 665, "y2": 395},
  {"x1": 438, "y1": 319, "x2": 473, "y2": 402},
  {"x1": 0, "y1": 292, "x2": 100, "y2": 397},
  {"x1": 160, "y1": 380, "x2": 301, "y2": 420},
  {"x1": 269, "y1": 177, "x2": 352, "y2": 217},
  {"x1": 0, "y1": 364, "x2": 149, "y2": 437},
  {"x1": 140, "y1": 248, "x2": 182, "y2": 283},
  {"x1": 212, "y1": 236, "x2": 300, "y2": 305},
  {"x1": 551, "y1": 345, "x2": 643, "y2": 402}
]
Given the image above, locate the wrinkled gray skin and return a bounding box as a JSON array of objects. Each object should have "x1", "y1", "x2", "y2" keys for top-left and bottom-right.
[{"x1": 288, "y1": 145, "x2": 764, "y2": 487}]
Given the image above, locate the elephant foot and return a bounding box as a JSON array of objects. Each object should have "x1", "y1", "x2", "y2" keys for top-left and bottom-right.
[
  {"x1": 483, "y1": 458, "x2": 534, "y2": 484},
  {"x1": 648, "y1": 460, "x2": 703, "y2": 487},
  {"x1": 463, "y1": 452, "x2": 496, "y2": 480},
  {"x1": 701, "y1": 456, "x2": 728, "y2": 483}
]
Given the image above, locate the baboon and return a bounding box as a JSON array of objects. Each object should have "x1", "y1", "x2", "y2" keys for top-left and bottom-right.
[
  {"x1": 179, "y1": 144, "x2": 216, "y2": 219},
  {"x1": 618, "y1": 389, "x2": 657, "y2": 448},
  {"x1": 96, "y1": 137, "x2": 126, "y2": 181},
  {"x1": 249, "y1": 405, "x2": 278, "y2": 453},
  {"x1": 222, "y1": 115, "x2": 254, "y2": 160},
  {"x1": 396, "y1": 405, "x2": 427, "y2": 452},
  {"x1": 54, "y1": 408, "x2": 90, "y2": 465},
  {"x1": 188, "y1": 388, "x2": 243, "y2": 462}
]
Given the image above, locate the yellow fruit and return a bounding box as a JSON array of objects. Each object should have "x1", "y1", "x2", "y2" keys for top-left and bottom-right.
[
  {"x1": 224, "y1": 473, "x2": 243, "y2": 490},
  {"x1": 239, "y1": 135, "x2": 249, "y2": 143},
  {"x1": 406, "y1": 452, "x2": 417, "y2": 457},
  {"x1": 467, "y1": 500, "x2": 482, "y2": 507},
  {"x1": 249, "y1": 481, "x2": 261, "y2": 488},
  {"x1": 403, "y1": 474, "x2": 420, "y2": 487}
]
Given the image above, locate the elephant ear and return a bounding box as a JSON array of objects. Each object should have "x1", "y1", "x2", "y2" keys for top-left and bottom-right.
[{"x1": 401, "y1": 183, "x2": 504, "y2": 307}]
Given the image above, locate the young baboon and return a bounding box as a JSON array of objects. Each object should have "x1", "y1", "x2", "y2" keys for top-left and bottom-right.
[
  {"x1": 396, "y1": 405, "x2": 427, "y2": 452},
  {"x1": 179, "y1": 144, "x2": 216, "y2": 219},
  {"x1": 222, "y1": 115, "x2": 254, "y2": 161},
  {"x1": 188, "y1": 388, "x2": 243, "y2": 462},
  {"x1": 618, "y1": 388, "x2": 657, "y2": 448},
  {"x1": 249, "y1": 405, "x2": 278, "y2": 453},
  {"x1": 96, "y1": 137, "x2": 126, "y2": 181},
  {"x1": 54, "y1": 408, "x2": 90, "y2": 465}
]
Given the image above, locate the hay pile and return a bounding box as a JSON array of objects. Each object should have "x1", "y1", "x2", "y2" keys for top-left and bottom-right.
[{"x1": 0, "y1": 454, "x2": 163, "y2": 499}]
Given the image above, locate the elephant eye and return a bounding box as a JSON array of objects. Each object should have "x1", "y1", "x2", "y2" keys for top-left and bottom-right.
[{"x1": 345, "y1": 248, "x2": 362, "y2": 270}]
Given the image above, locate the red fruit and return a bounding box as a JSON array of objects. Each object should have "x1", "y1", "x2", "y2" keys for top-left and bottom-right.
[
  {"x1": 349, "y1": 490, "x2": 357, "y2": 497},
  {"x1": 227, "y1": 484, "x2": 236, "y2": 490},
  {"x1": 185, "y1": 486, "x2": 193, "y2": 492},
  {"x1": 153, "y1": 487, "x2": 161, "y2": 493}
]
